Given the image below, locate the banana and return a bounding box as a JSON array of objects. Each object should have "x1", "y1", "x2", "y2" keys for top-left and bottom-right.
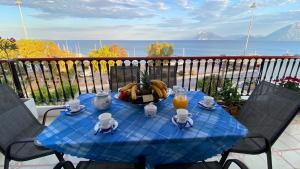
[
  {"x1": 131, "y1": 85, "x2": 137, "y2": 100},
  {"x1": 161, "y1": 88, "x2": 168, "y2": 98},
  {"x1": 151, "y1": 80, "x2": 167, "y2": 90},
  {"x1": 120, "y1": 83, "x2": 135, "y2": 92},
  {"x1": 151, "y1": 85, "x2": 163, "y2": 98},
  {"x1": 125, "y1": 88, "x2": 131, "y2": 94}
]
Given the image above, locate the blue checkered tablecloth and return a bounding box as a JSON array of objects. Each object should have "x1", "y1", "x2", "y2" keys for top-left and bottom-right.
[{"x1": 36, "y1": 91, "x2": 247, "y2": 166}]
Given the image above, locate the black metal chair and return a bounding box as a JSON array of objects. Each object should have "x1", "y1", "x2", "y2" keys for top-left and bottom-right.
[
  {"x1": 54, "y1": 159, "x2": 146, "y2": 169},
  {"x1": 0, "y1": 85, "x2": 64, "y2": 169},
  {"x1": 220, "y1": 81, "x2": 300, "y2": 169},
  {"x1": 109, "y1": 66, "x2": 140, "y2": 91},
  {"x1": 155, "y1": 159, "x2": 248, "y2": 169}
]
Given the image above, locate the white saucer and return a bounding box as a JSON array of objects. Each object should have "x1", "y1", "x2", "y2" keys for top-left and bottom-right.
[
  {"x1": 198, "y1": 101, "x2": 216, "y2": 110},
  {"x1": 94, "y1": 120, "x2": 118, "y2": 134},
  {"x1": 171, "y1": 115, "x2": 193, "y2": 128},
  {"x1": 65, "y1": 105, "x2": 86, "y2": 115}
]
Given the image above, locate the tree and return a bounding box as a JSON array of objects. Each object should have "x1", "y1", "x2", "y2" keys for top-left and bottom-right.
[
  {"x1": 147, "y1": 42, "x2": 174, "y2": 57},
  {"x1": 88, "y1": 44, "x2": 128, "y2": 72},
  {"x1": 16, "y1": 40, "x2": 72, "y2": 58},
  {"x1": 0, "y1": 37, "x2": 17, "y2": 59}
]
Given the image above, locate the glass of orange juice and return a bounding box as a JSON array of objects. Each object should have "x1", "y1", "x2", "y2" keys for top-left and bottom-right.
[{"x1": 173, "y1": 88, "x2": 188, "y2": 109}]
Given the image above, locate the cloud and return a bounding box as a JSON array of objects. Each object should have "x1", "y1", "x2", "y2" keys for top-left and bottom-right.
[{"x1": 0, "y1": 0, "x2": 164, "y2": 19}]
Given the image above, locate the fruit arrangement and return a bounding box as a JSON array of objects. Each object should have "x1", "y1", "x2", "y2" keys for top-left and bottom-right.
[{"x1": 118, "y1": 80, "x2": 169, "y2": 104}]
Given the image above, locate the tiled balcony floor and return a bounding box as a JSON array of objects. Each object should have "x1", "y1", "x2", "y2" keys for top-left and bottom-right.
[{"x1": 1, "y1": 115, "x2": 300, "y2": 169}]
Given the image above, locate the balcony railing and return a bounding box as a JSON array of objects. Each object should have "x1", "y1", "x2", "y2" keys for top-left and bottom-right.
[{"x1": 1, "y1": 56, "x2": 300, "y2": 105}]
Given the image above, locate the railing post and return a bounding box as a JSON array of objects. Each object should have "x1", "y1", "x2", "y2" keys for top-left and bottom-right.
[{"x1": 9, "y1": 60, "x2": 24, "y2": 98}]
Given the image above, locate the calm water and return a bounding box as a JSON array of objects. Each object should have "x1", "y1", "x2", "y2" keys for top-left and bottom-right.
[{"x1": 55, "y1": 40, "x2": 300, "y2": 56}]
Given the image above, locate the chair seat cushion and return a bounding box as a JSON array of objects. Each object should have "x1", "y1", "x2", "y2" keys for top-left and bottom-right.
[
  {"x1": 10, "y1": 125, "x2": 55, "y2": 161},
  {"x1": 76, "y1": 161, "x2": 136, "y2": 169},
  {"x1": 155, "y1": 161, "x2": 222, "y2": 169},
  {"x1": 231, "y1": 137, "x2": 267, "y2": 154}
]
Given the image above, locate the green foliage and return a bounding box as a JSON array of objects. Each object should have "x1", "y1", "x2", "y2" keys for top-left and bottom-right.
[
  {"x1": 0, "y1": 37, "x2": 17, "y2": 59},
  {"x1": 147, "y1": 42, "x2": 174, "y2": 57},
  {"x1": 141, "y1": 70, "x2": 151, "y2": 91},
  {"x1": 218, "y1": 79, "x2": 241, "y2": 106},
  {"x1": 196, "y1": 75, "x2": 223, "y2": 98},
  {"x1": 33, "y1": 83, "x2": 78, "y2": 105},
  {"x1": 197, "y1": 77, "x2": 242, "y2": 107}
]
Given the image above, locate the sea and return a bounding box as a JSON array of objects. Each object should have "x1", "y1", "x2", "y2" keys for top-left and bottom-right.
[{"x1": 55, "y1": 40, "x2": 300, "y2": 56}]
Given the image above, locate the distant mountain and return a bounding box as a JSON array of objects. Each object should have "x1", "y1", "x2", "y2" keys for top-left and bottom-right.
[
  {"x1": 193, "y1": 23, "x2": 300, "y2": 41},
  {"x1": 264, "y1": 22, "x2": 300, "y2": 41},
  {"x1": 195, "y1": 31, "x2": 223, "y2": 40},
  {"x1": 194, "y1": 32, "x2": 263, "y2": 40}
]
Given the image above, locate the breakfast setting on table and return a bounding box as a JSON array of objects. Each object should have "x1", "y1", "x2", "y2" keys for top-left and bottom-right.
[{"x1": 36, "y1": 75, "x2": 248, "y2": 168}]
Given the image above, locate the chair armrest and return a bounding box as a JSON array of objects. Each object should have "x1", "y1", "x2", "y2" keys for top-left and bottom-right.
[
  {"x1": 42, "y1": 107, "x2": 66, "y2": 125},
  {"x1": 246, "y1": 133, "x2": 271, "y2": 151},
  {"x1": 223, "y1": 159, "x2": 248, "y2": 169},
  {"x1": 54, "y1": 161, "x2": 75, "y2": 169},
  {"x1": 5, "y1": 138, "x2": 35, "y2": 158}
]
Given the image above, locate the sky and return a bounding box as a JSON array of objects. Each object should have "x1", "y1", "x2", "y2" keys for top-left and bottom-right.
[{"x1": 0, "y1": 0, "x2": 300, "y2": 40}]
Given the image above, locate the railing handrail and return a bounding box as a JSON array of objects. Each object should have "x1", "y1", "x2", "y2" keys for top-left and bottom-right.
[{"x1": 1, "y1": 55, "x2": 300, "y2": 62}]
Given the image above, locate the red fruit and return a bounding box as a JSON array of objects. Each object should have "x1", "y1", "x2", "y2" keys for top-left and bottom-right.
[{"x1": 119, "y1": 91, "x2": 128, "y2": 101}]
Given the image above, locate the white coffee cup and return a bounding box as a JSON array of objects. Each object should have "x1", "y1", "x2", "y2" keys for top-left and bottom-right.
[
  {"x1": 98, "y1": 113, "x2": 114, "y2": 129},
  {"x1": 203, "y1": 96, "x2": 214, "y2": 107},
  {"x1": 176, "y1": 109, "x2": 192, "y2": 124},
  {"x1": 68, "y1": 99, "x2": 80, "y2": 112}
]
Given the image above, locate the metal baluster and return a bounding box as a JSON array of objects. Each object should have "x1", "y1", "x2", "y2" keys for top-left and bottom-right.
[
  {"x1": 262, "y1": 59, "x2": 271, "y2": 81},
  {"x1": 40, "y1": 61, "x2": 52, "y2": 102},
  {"x1": 89, "y1": 61, "x2": 96, "y2": 93},
  {"x1": 130, "y1": 61, "x2": 134, "y2": 83},
  {"x1": 73, "y1": 61, "x2": 81, "y2": 95},
  {"x1": 0, "y1": 63, "x2": 8, "y2": 84},
  {"x1": 282, "y1": 59, "x2": 290, "y2": 78},
  {"x1": 16, "y1": 61, "x2": 28, "y2": 97},
  {"x1": 182, "y1": 60, "x2": 186, "y2": 88},
  {"x1": 167, "y1": 60, "x2": 171, "y2": 87},
  {"x1": 294, "y1": 59, "x2": 300, "y2": 78},
  {"x1": 56, "y1": 61, "x2": 67, "y2": 101},
  {"x1": 289, "y1": 59, "x2": 296, "y2": 77},
  {"x1": 48, "y1": 61, "x2": 59, "y2": 102},
  {"x1": 145, "y1": 60, "x2": 149, "y2": 73},
  {"x1": 235, "y1": 59, "x2": 244, "y2": 89},
  {"x1": 22, "y1": 61, "x2": 35, "y2": 100},
  {"x1": 153, "y1": 60, "x2": 156, "y2": 79},
  {"x1": 174, "y1": 59, "x2": 178, "y2": 86},
  {"x1": 137, "y1": 60, "x2": 141, "y2": 82},
  {"x1": 114, "y1": 61, "x2": 119, "y2": 90},
  {"x1": 188, "y1": 60, "x2": 193, "y2": 91},
  {"x1": 216, "y1": 59, "x2": 223, "y2": 91},
  {"x1": 230, "y1": 60, "x2": 236, "y2": 84},
  {"x1": 195, "y1": 60, "x2": 201, "y2": 91},
  {"x1": 247, "y1": 59, "x2": 258, "y2": 95},
  {"x1": 241, "y1": 59, "x2": 251, "y2": 94},
  {"x1": 9, "y1": 61, "x2": 23, "y2": 97},
  {"x1": 31, "y1": 61, "x2": 44, "y2": 103},
  {"x1": 160, "y1": 60, "x2": 163, "y2": 81},
  {"x1": 81, "y1": 61, "x2": 88, "y2": 93},
  {"x1": 65, "y1": 61, "x2": 74, "y2": 98},
  {"x1": 106, "y1": 61, "x2": 111, "y2": 90},
  {"x1": 208, "y1": 59, "x2": 215, "y2": 95},
  {"x1": 256, "y1": 59, "x2": 265, "y2": 84},
  {"x1": 275, "y1": 59, "x2": 284, "y2": 85},
  {"x1": 202, "y1": 59, "x2": 208, "y2": 92},
  {"x1": 223, "y1": 59, "x2": 230, "y2": 88},
  {"x1": 122, "y1": 61, "x2": 126, "y2": 86},
  {"x1": 97, "y1": 61, "x2": 104, "y2": 90},
  {"x1": 269, "y1": 59, "x2": 278, "y2": 82}
]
